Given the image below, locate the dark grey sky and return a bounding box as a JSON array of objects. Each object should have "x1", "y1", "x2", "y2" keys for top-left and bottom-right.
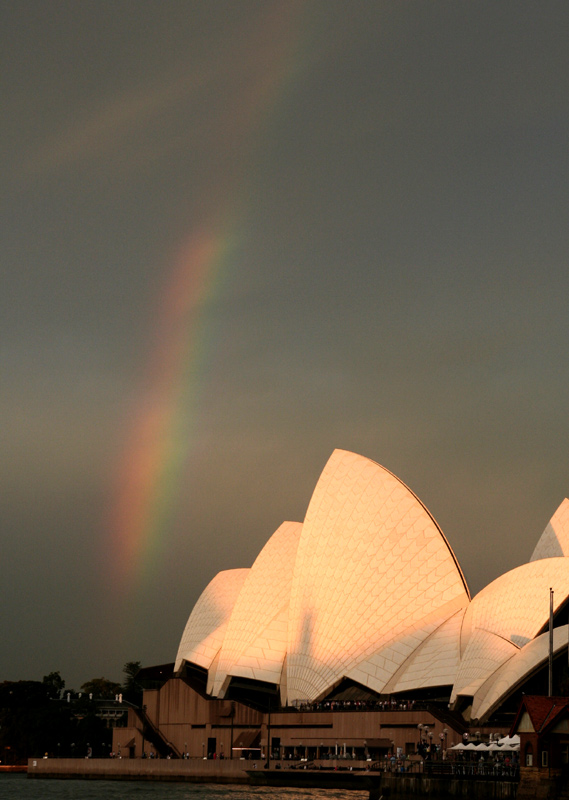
[{"x1": 2, "y1": 1, "x2": 569, "y2": 690}]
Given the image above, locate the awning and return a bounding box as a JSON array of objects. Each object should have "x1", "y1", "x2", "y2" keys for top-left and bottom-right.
[
  {"x1": 292, "y1": 738, "x2": 391, "y2": 749},
  {"x1": 279, "y1": 738, "x2": 392, "y2": 749},
  {"x1": 232, "y1": 730, "x2": 261, "y2": 749},
  {"x1": 365, "y1": 739, "x2": 393, "y2": 749},
  {"x1": 498, "y1": 735, "x2": 520, "y2": 746}
]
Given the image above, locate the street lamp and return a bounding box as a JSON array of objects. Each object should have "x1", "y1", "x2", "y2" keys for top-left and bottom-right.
[{"x1": 230, "y1": 701, "x2": 235, "y2": 761}]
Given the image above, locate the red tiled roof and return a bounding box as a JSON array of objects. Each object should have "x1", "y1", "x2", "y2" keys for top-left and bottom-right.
[{"x1": 514, "y1": 696, "x2": 569, "y2": 735}]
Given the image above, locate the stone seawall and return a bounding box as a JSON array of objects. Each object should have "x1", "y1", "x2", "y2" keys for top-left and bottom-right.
[
  {"x1": 27, "y1": 758, "x2": 250, "y2": 783},
  {"x1": 27, "y1": 759, "x2": 520, "y2": 799}
]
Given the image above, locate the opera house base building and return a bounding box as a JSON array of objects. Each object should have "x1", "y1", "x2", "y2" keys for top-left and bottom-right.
[{"x1": 113, "y1": 449, "x2": 569, "y2": 766}]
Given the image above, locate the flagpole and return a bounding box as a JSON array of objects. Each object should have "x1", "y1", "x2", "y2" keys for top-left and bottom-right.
[{"x1": 549, "y1": 587, "x2": 554, "y2": 696}]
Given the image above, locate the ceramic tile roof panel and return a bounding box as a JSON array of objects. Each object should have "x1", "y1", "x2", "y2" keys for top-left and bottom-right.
[
  {"x1": 229, "y1": 603, "x2": 290, "y2": 683},
  {"x1": 460, "y1": 558, "x2": 569, "y2": 654},
  {"x1": 210, "y1": 521, "x2": 301, "y2": 696},
  {"x1": 347, "y1": 599, "x2": 466, "y2": 694},
  {"x1": 385, "y1": 607, "x2": 467, "y2": 694},
  {"x1": 174, "y1": 568, "x2": 249, "y2": 672},
  {"x1": 472, "y1": 626, "x2": 569, "y2": 723},
  {"x1": 530, "y1": 499, "x2": 569, "y2": 561},
  {"x1": 450, "y1": 629, "x2": 519, "y2": 703},
  {"x1": 285, "y1": 449, "x2": 470, "y2": 703}
]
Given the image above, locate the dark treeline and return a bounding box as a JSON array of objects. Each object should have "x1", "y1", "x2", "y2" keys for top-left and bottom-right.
[{"x1": 0, "y1": 662, "x2": 142, "y2": 764}]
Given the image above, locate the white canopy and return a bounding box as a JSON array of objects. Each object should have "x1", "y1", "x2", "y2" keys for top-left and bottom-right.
[{"x1": 498, "y1": 735, "x2": 520, "y2": 746}]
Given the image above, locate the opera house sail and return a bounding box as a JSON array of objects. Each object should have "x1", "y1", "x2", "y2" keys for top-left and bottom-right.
[{"x1": 175, "y1": 449, "x2": 569, "y2": 724}]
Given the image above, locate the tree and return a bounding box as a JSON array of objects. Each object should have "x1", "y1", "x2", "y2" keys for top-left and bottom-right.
[
  {"x1": 42, "y1": 671, "x2": 65, "y2": 700},
  {"x1": 0, "y1": 679, "x2": 73, "y2": 761},
  {"x1": 123, "y1": 661, "x2": 141, "y2": 689},
  {"x1": 123, "y1": 661, "x2": 142, "y2": 703},
  {"x1": 80, "y1": 678, "x2": 121, "y2": 699}
]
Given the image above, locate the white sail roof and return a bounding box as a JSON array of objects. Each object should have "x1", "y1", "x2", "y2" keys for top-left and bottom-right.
[
  {"x1": 285, "y1": 450, "x2": 470, "y2": 702},
  {"x1": 472, "y1": 626, "x2": 569, "y2": 722},
  {"x1": 531, "y1": 499, "x2": 569, "y2": 561},
  {"x1": 384, "y1": 607, "x2": 466, "y2": 694},
  {"x1": 211, "y1": 521, "x2": 302, "y2": 695},
  {"x1": 451, "y1": 557, "x2": 569, "y2": 704},
  {"x1": 175, "y1": 449, "x2": 569, "y2": 720},
  {"x1": 174, "y1": 568, "x2": 249, "y2": 672}
]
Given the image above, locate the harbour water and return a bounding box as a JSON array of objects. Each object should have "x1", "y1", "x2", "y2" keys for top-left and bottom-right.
[{"x1": 0, "y1": 777, "x2": 368, "y2": 800}]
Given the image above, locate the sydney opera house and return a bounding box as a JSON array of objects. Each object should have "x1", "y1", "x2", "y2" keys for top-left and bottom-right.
[{"x1": 115, "y1": 450, "x2": 569, "y2": 761}]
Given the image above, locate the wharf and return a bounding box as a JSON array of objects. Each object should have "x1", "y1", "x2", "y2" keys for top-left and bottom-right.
[
  {"x1": 27, "y1": 758, "x2": 522, "y2": 799},
  {"x1": 28, "y1": 759, "x2": 382, "y2": 795},
  {"x1": 247, "y1": 767, "x2": 380, "y2": 791},
  {"x1": 27, "y1": 757, "x2": 250, "y2": 783}
]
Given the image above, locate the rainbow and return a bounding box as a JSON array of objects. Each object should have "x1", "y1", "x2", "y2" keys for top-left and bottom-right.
[
  {"x1": 107, "y1": 222, "x2": 238, "y2": 591},
  {"x1": 105, "y1": 2, "x2": 309, "y2": 598}
]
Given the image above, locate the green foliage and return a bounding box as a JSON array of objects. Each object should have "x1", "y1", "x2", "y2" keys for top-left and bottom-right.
[
  {"x1": 0, "y1": 680, "x2": 74, "y2": 762},
  {"x1": 0, "y1": 661, "x2": 142, "y2": 762},
  {"x1": 42, "y1": 671, "x2": 65, "y2": 699},
  {"x1": 80, "y1": 677, "x2": 122, "y2": 699},
  {"x1": 122, "y1": 661, "x2": 142, "y2": 703},
  {"x1": 123, "y1": 661, "x2": 141, "y2": 687}
]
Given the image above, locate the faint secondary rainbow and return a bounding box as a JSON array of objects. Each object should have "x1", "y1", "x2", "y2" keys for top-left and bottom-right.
[{"x1": 105, "y1": 2, "x2": 311, "y2": 598}]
